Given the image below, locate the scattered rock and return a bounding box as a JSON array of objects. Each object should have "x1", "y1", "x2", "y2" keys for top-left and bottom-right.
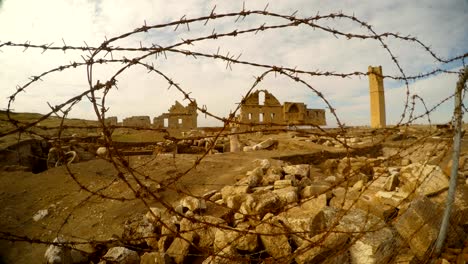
[
  {"x1": 384, "y1": 173, "x2": 400, "y2": 191},
  {"x1": 274, "y1": 179, "x2": 293, "y2": 189},
  {"x1": 294, "y1": 232, "x2": 349, "y2": 264},
  {"x1": 102, "y1": 247, "x2": 140, "y2": 264},
  {"x1": 283, "y1": 164, "x2": 310, "y2": 178},
  {"x1": 252, "y1": 138, "x2": 278, "y2": 150},
  {"x1": 179, "y1": 196, "x2": 207, "y2": 213},
  {"x1": 256, "y1": 218, "x2": 292, "y2": 261},
  {"x1": 394, "y1": 196, "x2": 461, "y2": 260},
  {"x1": 33, "y1": 209, "x2": 49, "y2": 221},
  {"x1": 140, "y1": 252, "x2": 171, "y2": 264}
]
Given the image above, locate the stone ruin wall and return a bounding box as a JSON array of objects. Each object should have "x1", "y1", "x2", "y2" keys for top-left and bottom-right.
[
  {"x1": 237, "y1": 90, "x2": 326, "y2": 129},
  {"x1": 122, "y1": 116, "x2": 151, "y2": 128},
  {"x1": 153, "y1": 101, "x2": 198, "y2": 130}
]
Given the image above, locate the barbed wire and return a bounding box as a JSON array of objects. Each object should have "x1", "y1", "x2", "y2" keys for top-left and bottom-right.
[{"x1": 0, "y1": 6, "x2": 467, "y2": 264}]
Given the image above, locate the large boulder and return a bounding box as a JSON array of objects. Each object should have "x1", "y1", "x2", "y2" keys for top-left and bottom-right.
[
  {"x1": 394, "y1": 196, "x2": 462, "y2": 260},
  {"x1": 322, "y1": 208, "x2": 397, "y2": 264},
  {"x1": 139, "y1": 252, "x2": 171, "y2": 264},
  {"x1": 166, "y1": 232, "x2": 196, "y2": 264},
  {"x1": 400, "y1": 163, "x2": 449, "y2": 196},
  {"x1": 294, "y1": 232, "x2": 349, "y2": 264},
  {"x1": 102, "y1": 247, "x2": 140, "y2": 264},
  {"x1": 256, "y1": 217, "x2": 292, "y2": 261},
  {"x1": 283, "y1": 164, "x2": 310, "y2": 179},
  {"x1": 179, "y1": 196, "x2": 207, "y2": 213},
  {"x1": 214, "y1": 224, "x2": 258, "y2": 253},
  {"x1": 275, "y1": 194, "x2": 328, "y2": 247}
]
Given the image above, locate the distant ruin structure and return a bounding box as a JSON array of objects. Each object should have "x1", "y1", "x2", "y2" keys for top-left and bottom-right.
[
  {"x1": 369, "y1": 66, "x2": 386, "y2": 128},
  {"x1": 235, "y1": 90, "x2": 326, "y2": 129},
  {"x1": 123, "y1": 116, "x2": 151, "y2": 128},
  {"x1": 153, "y1": 101, "x2": 198, "y2": 129},
  {"x1": 104, "y1": 116, "x2": 118, "y2": 126}
]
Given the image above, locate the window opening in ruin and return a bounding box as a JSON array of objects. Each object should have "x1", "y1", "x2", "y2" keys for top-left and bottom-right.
[
  {"x1": 259, "y1": 113, "x2": 264, "y2": 123},
  {"x1": 271, "y1": 113, "x2": 275, "y2": 121},
  {"x1": 289, "y1": 104, "x2": 299, "y2": 113},
  {"x1": 164, "y1": 118, "x2": 169, "y2": 127},
  {"x1": 178, "y1": 118, "x2": 182, "y2": 125},
  {"x1": 248, "y1": 113, "x2": 252, "y2": 120},
  {"x1": 259, "y1": 91, "x2": 265, "y2": 105}
]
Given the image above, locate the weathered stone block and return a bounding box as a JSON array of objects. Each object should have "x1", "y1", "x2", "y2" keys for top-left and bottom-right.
[
  {"x1": 384, "y1": 173, "x2": 399, "y2": 191},
  {"x1": 400, "y1": 163, "x2": 449, "y2": 196},
  {"x1": 393, "y1": 196, "x2": 444, "y2": 259},
  {"x1": 140, "y1": 252, "x2": 171, "y2": 264},
  {"x1": 274, "y1": 179, "x2": 293, "y2": 189},
  {"x1": 273, "y1": 186, "x2": 299, "y2": 206},
  {"x1": 166, "y1": 232, "x2": 196, "y2": 264},
  {"x1": 102, "y1": 247, "x2": 140, "y2": 264},
  {"x1": 294, "y1": 232, "x2": 349, "y2": 264},
  {"x1": 283, "y1": 164, "x2": 310, "y2": 178},
  {"x1": 256, "y1": 219, "x2": 292, "y2": 261}
]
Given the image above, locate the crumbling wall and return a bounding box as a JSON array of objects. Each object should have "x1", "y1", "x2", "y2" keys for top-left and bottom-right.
[
  {"x1": 104, "y1": 116, "x2": 118, "y2": 126},
  {"x1": 153, "y1": 101, "x2": 197, "y2": 130},
  {"x1": 123, "y1": 116, "x2": 151, "y2": 128},
  {"x1": 237, "y1": 90, "x2": 326, "y2": 129}
]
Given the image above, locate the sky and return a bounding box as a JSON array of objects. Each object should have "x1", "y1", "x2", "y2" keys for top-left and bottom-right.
[{"x1": 0, "y1": 0, "x2": 467, "y2": 127}]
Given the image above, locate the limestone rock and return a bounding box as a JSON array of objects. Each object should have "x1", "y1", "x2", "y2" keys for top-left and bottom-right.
[
  {"x1": 189, "y1": 215, "x2": 226, "y2": 250},
  {"x1": 140, "y1": 252, "x2": 171, "y2": 264},
  {"x1": 261, "y1": 173, "x2": 281, "y2": 186},
  {"x1": 274, "y1": 179, "x2": 293, "y2": 189},
  {"x1": 180, "y1": 196, "x2": 207, "y2": 213},
  {"x1": 254, "y1": 159, "x2": 271, "y2": 171},
  {"x1": 326, "y1": 209, "x2": 397, "y2": 264},
  {"x1": 44, "y1": 237, "x2": 72, "y2": 264},
  {"x1": 300, "y1": 181, "x2": 332, "y2": 199},
  {"x1": 238, "y1": 167, "x2": 263, "y2": 187},
  {"x1": 294, "y1": 232, "x2": 349, "y2": 264},
  {"x1": 166, "y1": 232, "x2": 196, "y2": 264},
  {"x1": 256, "y1": 219, "x2": 292, "y2": 261},
  {"x1": 273, "y1": 186, "x2": 299, "y2": 206},
  {"x1": 275, "y1": 196, "x2": 328, "y2": 247},
  {"x1": 400, "y1": 163, "x2": 449, "y2": 196},
  {"x1": 214, "y1": 225, "x2": 258, "y2": 253},
  {"x1": 250, "y1": 191, "x2": 281, "y2": 217},
  {"x1": 283, "y1": 164, "x2": 310, "y2": 178},
  {"x1": 102, "y1": 247, "x2": 140, "y2": 264},
  {"x1": 122, "y1": 215, "x2": 156, "y2": 248},
  {"x1": 221, "y1": 185, "x2": 250, "y2": 210},
  {"x1": 252, "y1": 138, "x2": 278, "y2": 150},
  {"x1": 384, "y1": 173, "x2": 400, "y2": 191},
  {"x1": 394, "y1": 196, "x2": 460, "y2": 260},
  {"x1": 229, "y1": 133, "x2": 241, "y2": 152}
]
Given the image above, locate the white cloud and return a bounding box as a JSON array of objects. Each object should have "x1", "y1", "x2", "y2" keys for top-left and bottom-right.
[{"x1": 0, "y1": 0, "x2": 466, "y2": 127}]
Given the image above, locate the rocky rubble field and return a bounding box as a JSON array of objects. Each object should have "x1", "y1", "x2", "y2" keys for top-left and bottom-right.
[{"x1": 43, "y1": 135, "x2": 468, "y2": 264}]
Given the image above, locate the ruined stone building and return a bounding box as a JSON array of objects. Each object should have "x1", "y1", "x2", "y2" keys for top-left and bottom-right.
[
  {"x1": 104, "y1": 116, "x2": 118, "y2": 126},
  {"x1": 234, "y1": 90, "x2": 326, "y2": 129},
  {"x1": 153, "y1": 101, "x2": 198, "y2": 129},
  {"x1": 122, "y1": 116, "x2": 151, "y2": 128},
  {"x1": 369, "y1": 66, "x2": 386, "y2": 128}
]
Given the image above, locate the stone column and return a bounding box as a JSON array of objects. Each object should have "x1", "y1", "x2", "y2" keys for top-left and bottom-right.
[
  {"x1": 368, "y1": 66, "x2": 386, "y2": 128},
  {"x1": 230, "y1": 128, "x2": 241, "y2": 152}
]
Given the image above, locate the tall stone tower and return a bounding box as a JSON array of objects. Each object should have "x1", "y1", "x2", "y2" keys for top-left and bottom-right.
[{"x1": 368, "y1": 66, "x2": 386, "y2": 128}]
